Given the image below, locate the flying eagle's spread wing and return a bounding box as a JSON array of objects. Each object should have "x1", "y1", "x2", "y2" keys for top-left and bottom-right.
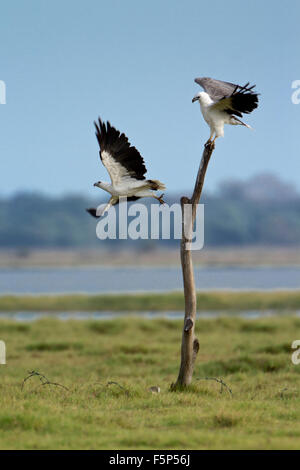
[
  {"x1": 94, "y1": 119, "x2": 147, "y2": 186},
  {"x1": 195, "y1": 77, "x2": 259, "y2": 117}
]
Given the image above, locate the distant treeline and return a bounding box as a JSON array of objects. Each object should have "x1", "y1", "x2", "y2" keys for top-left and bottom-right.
[{"x1": 1, "y1": 174, "x2": 300, "y2": 248}]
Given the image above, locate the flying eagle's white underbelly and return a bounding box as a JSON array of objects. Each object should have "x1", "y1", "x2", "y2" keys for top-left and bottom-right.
[{"x1": 113, "y1": 180, "x2": 151, "y2": 197}]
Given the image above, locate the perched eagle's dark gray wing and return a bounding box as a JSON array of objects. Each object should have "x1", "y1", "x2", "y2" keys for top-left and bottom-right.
[
  {"x1": 94, "y1": 118, "x2": 147, "y2": 185},
  {"x1": 195, "y1": 77, "x2": 259, "y2": 118},
  {"x1": 195, "y1": 77, "x2": 240, "y2": 101}
]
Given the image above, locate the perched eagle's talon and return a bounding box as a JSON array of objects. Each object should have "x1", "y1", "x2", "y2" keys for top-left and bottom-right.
[{"x1": 205, "y1": 140, "x2": 215, "y2": 149}]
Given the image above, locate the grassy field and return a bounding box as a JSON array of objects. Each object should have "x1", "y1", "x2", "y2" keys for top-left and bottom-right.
[
  {"x1": 0, "y1": 315, "x2": 300, "y2": 449},
  {"x1": 1, "y1": 290, "x2": 300, "y2": 312}
]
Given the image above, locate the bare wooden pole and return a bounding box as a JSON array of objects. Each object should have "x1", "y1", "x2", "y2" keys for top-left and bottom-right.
[{"x1": 174, "y1": 141, "x2": 215, "y2": 387}]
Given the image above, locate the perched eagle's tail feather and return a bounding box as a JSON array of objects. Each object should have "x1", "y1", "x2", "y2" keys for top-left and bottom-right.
[
  {"x1": 240, "y1": 121, "x2": 253, "y2": 130},
  {"x1": 147, "y1": 179, "x2": 166, "y2": 191},
  {"x1": 230, "y1": 116, "x2": 253, "y2": 129}
]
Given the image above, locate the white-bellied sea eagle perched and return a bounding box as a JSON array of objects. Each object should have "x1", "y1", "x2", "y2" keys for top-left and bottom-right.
[
  {"x1": 86, "y1": 119, "x2": 166, "y2": 218},
  {"x1": 192, "y1": 77, "x2": 259, "y2": 144}
]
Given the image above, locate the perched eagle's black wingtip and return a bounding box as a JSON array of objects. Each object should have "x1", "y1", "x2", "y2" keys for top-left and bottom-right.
[{"x1": 86, "y1": 208, "x2": 99, "y2": 218}]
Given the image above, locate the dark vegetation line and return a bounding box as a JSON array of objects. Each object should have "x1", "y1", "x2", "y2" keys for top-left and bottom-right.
[
  {"x1": 1, "y1": 174, "x2": 300, "y2": 248},
  {"x1": 1, "y1": 290, "x2": 300, "y2": 312}
]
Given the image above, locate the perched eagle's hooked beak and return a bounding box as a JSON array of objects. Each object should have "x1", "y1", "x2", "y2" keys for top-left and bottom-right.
[
  {"x1": 94, "y1": 181, "x2": 101, "y2": 187},
  {"x1": 192, "y1": 95, "x2": 199, "y2": 103}
]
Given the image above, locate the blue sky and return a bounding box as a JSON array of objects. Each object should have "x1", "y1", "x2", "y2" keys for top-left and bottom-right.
[{"x1": 0, "y1": 0, "x2": 299, "y2": 196}]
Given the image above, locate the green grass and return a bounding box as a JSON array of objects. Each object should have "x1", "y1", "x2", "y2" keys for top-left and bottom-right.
[
  {"x1": 1, "y1": 290, "x2": 300, "y2": 312},
  {"x1": 0, "y1": 315, "x2": 300, "y2": 449}
]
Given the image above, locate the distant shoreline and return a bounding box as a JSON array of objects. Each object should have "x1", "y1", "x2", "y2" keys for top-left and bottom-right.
[{"x1": 1, "y1": 246, "x2": 300, "y2": 268}]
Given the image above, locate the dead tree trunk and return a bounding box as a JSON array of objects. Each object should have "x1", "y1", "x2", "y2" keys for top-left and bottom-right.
[{"x1": 174, "y1": 141, "x2": 215, "y2": 387}]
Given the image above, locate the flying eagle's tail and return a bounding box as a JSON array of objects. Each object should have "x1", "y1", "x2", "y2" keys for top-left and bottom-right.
[
  {"x1": 147, "y1": 179, "x2": 166, "y2": 191},
  {"x1": 230, "y1": 116, "x2": 253, "y2": 129}
]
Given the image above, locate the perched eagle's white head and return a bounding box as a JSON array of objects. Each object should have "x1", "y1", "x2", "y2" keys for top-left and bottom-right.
[{"x1": 192, "y1": 91, "x2": 213, "y2": 106}]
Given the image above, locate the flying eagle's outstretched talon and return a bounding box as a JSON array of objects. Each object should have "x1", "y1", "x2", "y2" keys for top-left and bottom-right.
[{"x1": 156, "y1": 193, "x2": 165, "y2": 205}]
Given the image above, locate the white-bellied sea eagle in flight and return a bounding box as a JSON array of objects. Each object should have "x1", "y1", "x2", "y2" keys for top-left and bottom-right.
[
  {"x1": 192, "y1": 77, "x2": 259, "y2": 145},
  {"x1": 86, "y1": 119, "x2": 166, "y2": 218}
]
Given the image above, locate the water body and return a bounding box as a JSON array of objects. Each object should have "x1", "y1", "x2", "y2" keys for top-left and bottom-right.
[
  {"x1": 0, "y1": 266, "x2": 299, "y2": 294},
  {"x1": 1, "y1": 310, "x2": 299, "y2": 322}
]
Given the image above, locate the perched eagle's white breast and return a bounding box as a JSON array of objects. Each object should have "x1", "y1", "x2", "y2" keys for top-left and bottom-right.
[{"x1": 198, "y1": 93, "x2": 225, "y2": 137}]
